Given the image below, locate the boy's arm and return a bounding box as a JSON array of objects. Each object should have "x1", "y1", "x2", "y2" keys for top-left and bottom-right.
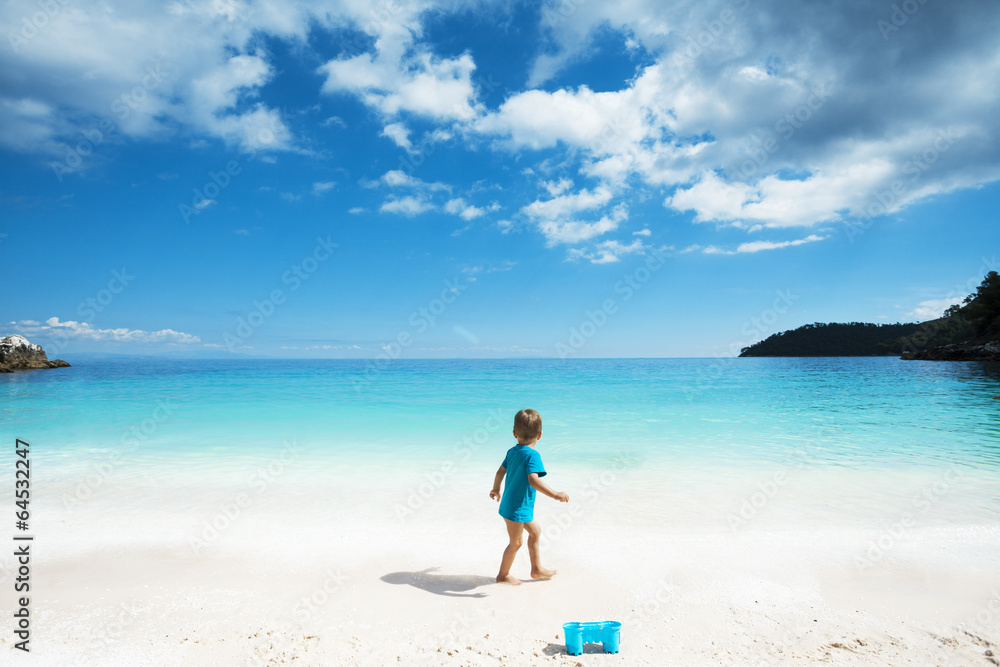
[
  {"x1": 489, "y1": 466, "x2": 506, "y2": 501},
  {"x1": 528, "y1": 473, "x2": 569, "y2": 502}
]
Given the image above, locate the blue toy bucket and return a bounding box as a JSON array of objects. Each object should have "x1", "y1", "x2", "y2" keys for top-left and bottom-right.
[{"x1": 563, "y1": 620, "x2": 621, "y2": 655}]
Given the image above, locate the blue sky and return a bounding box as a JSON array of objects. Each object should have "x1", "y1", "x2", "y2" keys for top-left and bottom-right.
[{"x1": 1, "y1": 0, "x2": 998, "y2": 358}]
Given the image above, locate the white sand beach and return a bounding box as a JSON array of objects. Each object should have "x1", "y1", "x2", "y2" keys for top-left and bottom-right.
[{"x1": 4, "y1": 457, "x2": 999, "y2": 666}]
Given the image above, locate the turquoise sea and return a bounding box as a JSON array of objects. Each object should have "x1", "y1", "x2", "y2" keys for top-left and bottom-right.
[{"x1": 3, "y1": 356, "x2": 999, "y2": 477}]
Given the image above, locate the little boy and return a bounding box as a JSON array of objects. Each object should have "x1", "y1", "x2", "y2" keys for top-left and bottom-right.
[{"x1": 489, "y1": 409, "x2": 569, "y2": 585}]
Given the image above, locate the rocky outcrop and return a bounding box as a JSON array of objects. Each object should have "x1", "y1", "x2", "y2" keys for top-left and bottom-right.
[
  {"x1": 0, "y1": 335, "x2": 71, "y2": 373},
  {"x1": 901, "y1": 341, "x2": 1000, "y2": 361}
]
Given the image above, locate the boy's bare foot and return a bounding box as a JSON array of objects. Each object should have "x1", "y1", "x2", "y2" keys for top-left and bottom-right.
[
  {"x1": 496, "y1": 574, "x2": 522, "y2": 585},
  {"x1": 530, "y1": 567, "x2": 556, "y2": 579}
]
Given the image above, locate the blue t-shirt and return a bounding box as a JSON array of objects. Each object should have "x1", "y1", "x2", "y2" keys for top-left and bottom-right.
[{"x1": 498, "y1": 443, "x2": 547, "y2": 522}]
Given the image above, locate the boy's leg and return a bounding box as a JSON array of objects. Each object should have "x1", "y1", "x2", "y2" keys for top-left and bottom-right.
[
  {"x1": 496, "y1": 518, "x2": 524, "y2": 585},
  {"x1": 524, "y1": 521, "x2": 556, "y2": 579}
]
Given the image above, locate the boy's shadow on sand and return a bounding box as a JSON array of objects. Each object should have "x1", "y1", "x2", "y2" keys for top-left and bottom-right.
[{"x1": 381, "y1": 568, "x2": 496, "y2": 598}]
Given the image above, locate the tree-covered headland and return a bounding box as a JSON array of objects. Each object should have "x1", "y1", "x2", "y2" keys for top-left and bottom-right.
[{"x1": 739, "y1": 271, "x2": 999, "y2": 358}]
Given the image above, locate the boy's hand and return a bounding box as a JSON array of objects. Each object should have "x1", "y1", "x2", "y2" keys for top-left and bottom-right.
[
  {"x1": 490, "y1": 489, "x2": 501, "y2": 502},
  {"x1": 554, "y1": 491, "x2": 569, "y2": 503}
]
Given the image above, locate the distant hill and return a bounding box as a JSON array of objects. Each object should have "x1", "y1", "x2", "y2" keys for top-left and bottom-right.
[
  {"x1": 740, "y1": 271, "x2": 998, "y2": 358},
  {"x1": 876, "y1": 314, "x2": 975, "y2": 356},
  {"x1": 899, "y1": 270, "x2": 1000, "y2": 360},
  {"x1": 739, "y1": 322, "x2": 922, "y2": 357}
]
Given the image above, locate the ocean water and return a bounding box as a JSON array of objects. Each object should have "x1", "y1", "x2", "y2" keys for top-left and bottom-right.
[
  {"x1": 0, "y1": 357, "x2": 1000, "y2": 472},
  {"x1": 3, "y1": 356, "x2": 1000, "y2": 553},
  {"x1": 3, "y1": 356, "x2": 998, "y2": 473}
]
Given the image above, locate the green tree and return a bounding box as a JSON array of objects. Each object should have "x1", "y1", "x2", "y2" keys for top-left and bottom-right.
[{"x1": 959, "y1": 270, "x2": 1000, "y2": 336}]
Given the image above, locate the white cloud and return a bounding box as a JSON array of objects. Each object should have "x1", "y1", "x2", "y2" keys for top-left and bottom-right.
[
  {"x1": 320, "y1": 48, "x2": 480, "y2": 121},
  {"x1": 667, "y1": 172, "x2": 756, "y2": 225},
  {"x1": 739, "y1": 66, "x2": 771, "y2": 82},
  {"x1": 542, "y1": 178, "x2": 574, "y2": 197},
  {"x1": 475, "y1": 83, "x2": 651, "y2": 152},
  {"x1": 0, "y1": 97, "x2": 59, "y2": 154},
  {"x1": 567, "y1": 238, "x2": 647, "y2": 264},
  {"x1": 907, "y1": 297, "x2": 964, "y2": 321},
  {"x1": 702, "y1": 234, "x2": 825, "y2": 255},
  {"x1": 382, "y1": 170, "x2": 417, "y2": 187},
  {"x1": 381, "y1": 169, "x2": 450, "y2": 192},
  {"x1": 0, "y1": 2, "x2": 300, "y2": 155},
  {"x1": 380, "y1": 195, "x2": 434, "y2": 216},
  {"x1": 190, "y1": 54, "x2": 269, "y2": 117},
  {"x1": 521, "y1": 186, "x2": 613, "y2": 221},
  {"x1": 381, "y1": 122, "x2": 412, "y2": 151},
  {"x1": 9, "y1": 317, "x2": 201, "y2": 345},
  {"x1": 459, "y1": 261, "x2": 516, "y2": 279},
  {"x1": 536, "y1": 204, "x2": 628, "y2": 246},
  {"x1": 667, "y1": 159, "x2": 908, "y2": 229},
  {"x1": 312, "y1": 181, "x2": 336, "y2": 194},
  {"x1": 5, "y1": 0, "x2": 999, "y2": 250},
  {"x1": 428, "y1": 128, "x2": 452, "y2": 142},
  {"x1": 520, "y1": 186, "x2": 622, "y2": 246},
  {"x1": 444, "y1": 198, "x2": 500, "y2": 220},
  {"x1": 208, "y1": 104, "x2": 292, "y2": 153},
  {"x1": 444, "y1": 198, "x2": 465, "y2": 215},
  {"x1": 633, "y1": 229, "x2": 651, "y2": 237},
  {"x1": 473, "y1": 2, "x2": 1000, "y2": 236}
]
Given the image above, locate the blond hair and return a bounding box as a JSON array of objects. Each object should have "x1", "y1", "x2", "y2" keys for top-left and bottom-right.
[{"x1": 513, "y1": 409, "x2": 542, "y2": 441}]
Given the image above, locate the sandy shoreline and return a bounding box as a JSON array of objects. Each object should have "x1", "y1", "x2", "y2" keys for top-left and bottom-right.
[{"x1": 3, "y1": 462, "x2": 999, "y2": 665}]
